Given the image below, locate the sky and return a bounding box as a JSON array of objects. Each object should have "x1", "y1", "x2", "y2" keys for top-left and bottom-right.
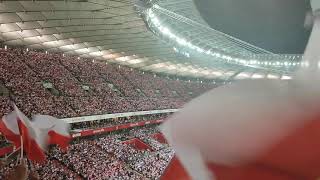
[{"x1": 194, "y1": 0, "x2": 311, "y2": 54}]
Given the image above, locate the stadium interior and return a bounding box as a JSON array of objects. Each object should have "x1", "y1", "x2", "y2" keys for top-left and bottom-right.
[{"x1": 0, "y1": 0, "x2": 312, "y2": 179}]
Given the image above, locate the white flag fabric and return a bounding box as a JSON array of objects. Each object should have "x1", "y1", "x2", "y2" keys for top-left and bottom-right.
[
  {"x1": 161, "y1": 8, "x2": 320, "y2": 180},
  {"x1": 32, "y1": 115, "x2": 71, "y2": 150}
]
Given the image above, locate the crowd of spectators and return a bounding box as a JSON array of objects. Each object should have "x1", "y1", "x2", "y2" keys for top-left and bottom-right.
[
  {"x1": 0, "y1": 47, "x2": 215, "y2": 119},
  {"x1": 0, "y1": 47, "x2": 187, "y2": 179},
  {"x1": 50, "y1": 140, "x2": 144, "y2": 180},
  {"x1": 128, "y1": 148, "x2": 174, "y2": 179},
  {"x1": 95, "y1": 127, "x2": 174, "y2": 179},
  {"x1": 0, "y1": 121, "x2": 173, "y2": 180},
  {"x1": 129, "y1": 128, "x2": 166, "y2": 151},
  {"x1": 0, "y1": 157, "x2": 82, "y2": 180},
  {"x1": 0, "y1": 97, "x2": 11, "y2": 118},
  {"x1": 49, "y1": 126, "x2": 172, "y2": 179},
  {"x1": 0, "y1": 44, "x2": 220, "y2": 180},
  {"x1": 128, "y1": 127, "x2": 174, "y2": 179},
  {"x1": 33, "y1": 158, "x2": 82, "y2": 180}
]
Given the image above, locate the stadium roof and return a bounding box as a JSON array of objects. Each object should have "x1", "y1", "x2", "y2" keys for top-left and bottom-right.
[{"x1": 0, "y1": 0, "x2": 303, "y2": 80}]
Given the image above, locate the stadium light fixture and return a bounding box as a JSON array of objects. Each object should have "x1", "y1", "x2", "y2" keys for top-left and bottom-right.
[
  {"x1": 281, "y1": 75, "x2": 292, "y2": 80},
  {"x1": 167, "y1": 65, "x2": 177, "y2": 70},
  {"x1": 146, "y1": 8, "x2": 302, "y2": 70},
  {"x1": 129, "y1": 59, "x2": 143, "y2": 64},
  {"x1": 251, "y1": 74, "x2": 264, "y2": 79},
  {"x1": 190, "y1": 69, "x2": 198, "y2": 73},
  {"x1": 212, "y1": 71, "x2": 223, "y2": 76},
  {"x1": 267, "y1": 74, "x2": 279, "y2": 79},
  {"x1": 304, "y1": 61, "x2": 310, "y2": 67}
]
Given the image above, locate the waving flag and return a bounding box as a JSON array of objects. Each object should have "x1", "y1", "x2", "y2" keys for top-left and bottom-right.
[
  {"x1": 161, "y1": 2, "x2": 320, "y2": 180},
  {"x1": 0, "y1": 105, "x2": 47, "y2": 162},
  {"x1": 32, "y1": 115, "x2": 71, "y2": 150},
  {"x1": 0, "y1": 108, "x2": 20, "y2": 147},
  {"x1": 0, "y1": 105, "x2": 71, "y2": 162}
]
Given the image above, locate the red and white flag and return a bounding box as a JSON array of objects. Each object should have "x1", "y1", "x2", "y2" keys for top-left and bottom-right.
[
  {"x1": 32, "y1": 115, "x2": 71, "y2": 150},
  {"x1": 0, "y1": 105, "x2": 47, "y2": 162},
  {"x1": 0, "y1": 105, "x2": 71, "y2": 162},
  {"x1": 161, "y1": 4, "x2": 320, "y2": 180}
]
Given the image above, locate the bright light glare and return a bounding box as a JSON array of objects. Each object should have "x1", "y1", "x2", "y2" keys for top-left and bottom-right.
[{"x1": 281, "y1": 75, "x2": 292, "y2": 80}]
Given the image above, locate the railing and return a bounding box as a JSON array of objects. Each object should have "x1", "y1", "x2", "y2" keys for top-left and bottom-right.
[
  {"x1": 62, "y1": 109, "x2": 178, "y2": 123},
  {"x1": 71, "y1": 119, "x2": 164, "y2": 138}
]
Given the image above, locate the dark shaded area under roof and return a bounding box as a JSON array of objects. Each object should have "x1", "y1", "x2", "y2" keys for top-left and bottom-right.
[{"x1": 194, "y1": 0, "x2": 311, "y2": 54}]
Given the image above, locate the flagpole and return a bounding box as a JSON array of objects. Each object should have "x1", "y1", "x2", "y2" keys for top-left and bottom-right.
[
  {"x1": 6, "y1": 147, "x2": 21, "y2": 159},
  {"x1": 20, "y1": 135, "x2": 23, "y2": 163}
]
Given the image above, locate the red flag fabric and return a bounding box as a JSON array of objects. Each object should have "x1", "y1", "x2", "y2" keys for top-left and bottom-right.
[
  {"x1": 0, "y1": 111, "x2": 20, "y2": 147},
  {"x1": 17, "y1": 119, "x2": 46, "y2": 162},
  {"x1": 16, "y1": 105, "x2": 47, "y2": 162},
  {"x1": 162, "y1": 119, "x2": 320, "y2": 180}
]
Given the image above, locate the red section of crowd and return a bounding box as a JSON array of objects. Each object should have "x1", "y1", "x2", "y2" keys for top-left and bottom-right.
[
  {"x1": 122, "y1": 138, "x2": 152, "y2": 151},
  {"x1": 0, "y1": 48, "x2": 216, "y2": 118}
]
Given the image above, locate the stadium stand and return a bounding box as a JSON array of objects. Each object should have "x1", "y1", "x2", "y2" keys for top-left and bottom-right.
[
  {"x1": 0, "y1": 47, "x2": 216, "y2": 179},
  {"x1": 0, "y1": 47, "x2": 215, "y2": 118},
  {"x1": 0, "y1": 126, "x2": 174, "y2": 180}
]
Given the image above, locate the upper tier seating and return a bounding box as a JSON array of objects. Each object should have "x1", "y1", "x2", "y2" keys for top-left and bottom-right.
[{"x1": 0, "y1": 48, "x2": 216, "y2": 118}]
